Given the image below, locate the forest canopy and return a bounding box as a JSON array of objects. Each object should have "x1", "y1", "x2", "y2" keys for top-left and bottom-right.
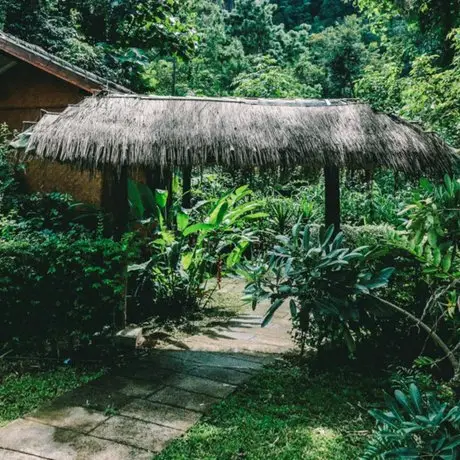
[{"x1": 0, "y1": 0, "x2": 459, "y2": 146}]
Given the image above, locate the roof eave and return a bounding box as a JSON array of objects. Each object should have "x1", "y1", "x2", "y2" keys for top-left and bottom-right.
[{"x1": 0, "y1": 34, "x2": 131, "y2": 94}]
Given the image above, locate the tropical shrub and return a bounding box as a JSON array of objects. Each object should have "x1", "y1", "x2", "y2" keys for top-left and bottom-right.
[
  {"x1": 241, "y1": 225, "x2": 395, "y2": 353},
  {"x1": 0, "y1": 233, "x2": 128, "y2": 351},
  {"x1": 362, "y1": 384, "x2": 460, "y2": 459},
  {"x1": 129, "y1": 186, "x2": 266, "y2": 320},
  {"x1": 390, "y1": 363, "x2": 455, "y2": 405},
  {"x1": 399, "y1": 175, "x2": 460, "y2": 276}
]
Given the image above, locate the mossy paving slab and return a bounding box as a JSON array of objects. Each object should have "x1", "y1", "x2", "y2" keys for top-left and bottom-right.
[
  {"x1": 119, "y1": 399, "x2": 201, "y2": 431},
  {"x1": 0, "y1": 419, "x2": 151, "y2": 460},
  {"x1": 90, "y1": 415, "x2": 182, "y2": 452},
  {"x1": 114, "y1": 364, "x2": 174, "y2": 382},
  {"x1": 25, "y1": 405, "x2": 109, "y2": 434},
  {"x1": 48, "y1": 384, "x2": 132, "y2": 413},
  {"x1": 146, "y1": 350, "x2": 266, "y2": 371},
  {"x1": 88, "y1": 375, "x2": 164, "y2": 398},
  {"x1": 0, "y1": 449, "x2": 42, "y2": 459},
  {"x1": 186, "y1": 365, "x2": 255, "y2": 385},
  {"x1": 166, "y1": 373, "x2": 236, "y2": 398},
  {"x1": 148, "y1": 386, "x2": 221, "y2": 413}
]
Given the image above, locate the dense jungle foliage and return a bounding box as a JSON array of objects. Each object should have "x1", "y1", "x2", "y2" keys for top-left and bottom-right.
[
  {"x1": 1, "y1": 1, "x2": 460, "y2": 458},
  {"x1": 1, "y1": 0, "x2": 459, "y2": 145}
]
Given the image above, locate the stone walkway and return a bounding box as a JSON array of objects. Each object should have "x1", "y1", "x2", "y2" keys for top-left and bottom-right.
[{"x1": 0, "y1": 284, "x2": 293, "y2": 460}]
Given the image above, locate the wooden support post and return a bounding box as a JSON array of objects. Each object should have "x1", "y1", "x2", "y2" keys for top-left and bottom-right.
[
  {"x1": 324, "y1": 165, "x2": 341, "y2": 233},
  {"x1": 101, "y1": 165, "x2": 129, "y2": 329},
  {"x1": 101, "y1": 165, "x2": 129, "y2": 240},
  {"x1": 114, "y1": 166, "x2": 129, "y2": 241},
  {"x1": 182, "y1": 166, "x2": 192, "y2": 208},
  {"x1": 146, "y1": 168, "x2": 159, "y2": 191}
]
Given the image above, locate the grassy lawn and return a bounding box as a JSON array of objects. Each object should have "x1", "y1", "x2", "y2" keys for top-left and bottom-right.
[
  {"x1": 0, "y1": 364, "x2": 104, "y2": 426},
  {"x1": 156, "y1": 358, "x2": 382, "y2": 460}
]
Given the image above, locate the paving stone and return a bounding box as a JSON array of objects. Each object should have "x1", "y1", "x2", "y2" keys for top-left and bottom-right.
[
  {"x1": 0, "y1": 449, "x2": 42, "y2": 459},
  {"x1": 177, "y1": 337, "x2": 244, "y2": 353},
  {"x1": 166, "y1": 374, "x2": 236, "y2": 398},
  {"x1": 181, "y1": 352, "x2": 264, "y2": 371},
  {"x1": 91, "y1": 415, "x2": 181, "y2": 452},
  {"x1": 235, "y1": 314, "x2": 264, "y2": 320},
  {"x1": 148, "y1": 386, "x2": 221, "y2": 413},
  {"x1": 228, "y1": 317, "x2": 262, "y2": 326},
  {"x1": 256, "y1": 327, "x2": 292, "y2": 338},
  {"x1": 203, "y1": 329, "x2": 256, "y2": 341},
  {"x1": 247, "y1": 336, "x2": 294, "y2": 348},
  {"x1": 89, "y1": 375, "x2": 164, "y2": 398},
  {"x1": 186, "y1": 365, "x2": 254, "y2": 385},
  {"x1": 120, "y1": 399, "x2": 201, "y2": 431},
  {"x1": 26, "y1": 405, "x2": 108, "y2": 433},
  {"x1": 52, "y1": 384, "x2": 131, "y2": 413},
  {"x1": 130, "y1": 356, "x2": 196, "y2": 375},
  {"x1": 0, "y1": 419, "x2": 150, "y2": 460},
  {"x1": 223, "y1": 352, "x2": 275, "y2": 364},
  {"x1": 114, "y1": 363, "x2": 174, "y2": 381},
  {"x1": 237, "y1": 343, "x2": 291, "y2": 354}
]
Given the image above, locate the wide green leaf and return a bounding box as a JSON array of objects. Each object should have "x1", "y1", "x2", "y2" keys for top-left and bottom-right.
[
  {"x1": 155, "y1": 189, "x2": 168, "y2": 209},
  {"x1": 177, "y1": 211, "x2": 189, "y2": 232},
  {"x1": 183, "y1": 223, "x2": 215, "y2": 236},
  {"x1": 262, "y1": 298, "x2": 284, "y2": 327}
]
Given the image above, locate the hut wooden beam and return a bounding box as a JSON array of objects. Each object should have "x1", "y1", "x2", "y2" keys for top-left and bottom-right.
[{"x1": 324, "y1": 165, "x2": 341, "y2": 233}]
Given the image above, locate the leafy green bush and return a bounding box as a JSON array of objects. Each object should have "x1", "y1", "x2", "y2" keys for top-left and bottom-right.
[
  {"x1": 341, "y1": 224, "x2": 399, "y2": 247},
  {"x1": 305, "y1": 223, "x2": 398, "y2": 248},
  {"x1": 241, "y1": 225, "x2": 394, "y2": 353},
  {"x1": 129, "y1": 185, "x2": 265, "y2": 320},
  {"x1": 390, "y1": 364, "x2": 455, "y2": 405},
  {"x1": 399, "y1": 175, "x2": 459, "y2": 275},
  {"x1": 363, "y1": 384, "x2": 460, "y2": 459},
  {"x1": 0, "y1": 233, "x2": 128, "y2": 349}
]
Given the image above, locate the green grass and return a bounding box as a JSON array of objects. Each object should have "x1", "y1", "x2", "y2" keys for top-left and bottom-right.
[
  {"x1": 156, "y1": 358, "x2": 383, "y2": 460},
  {"x1": 0, "y1": 365, "x2": 104, "y2": 426}
]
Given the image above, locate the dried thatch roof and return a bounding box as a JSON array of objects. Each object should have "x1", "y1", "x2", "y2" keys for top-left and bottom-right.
[{"x1": 25, "y1": 94, "x2": 457, "y2": 174}]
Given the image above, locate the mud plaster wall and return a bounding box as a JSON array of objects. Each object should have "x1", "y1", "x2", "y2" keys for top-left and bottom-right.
[
  {"x1": 25, "y1": 160, "x2": 103, "y2": 206},
  {"x1": 24, "y1": 161, "x2": 150, "y2": 206}
]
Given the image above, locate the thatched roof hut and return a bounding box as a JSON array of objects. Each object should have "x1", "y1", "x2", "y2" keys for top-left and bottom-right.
[
  {"x1": 20, "y1": 93, "x2": 457, "y2": 235},
  {"x1": 26, "y1": 94, "x2": 457, "y2": 175}
]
